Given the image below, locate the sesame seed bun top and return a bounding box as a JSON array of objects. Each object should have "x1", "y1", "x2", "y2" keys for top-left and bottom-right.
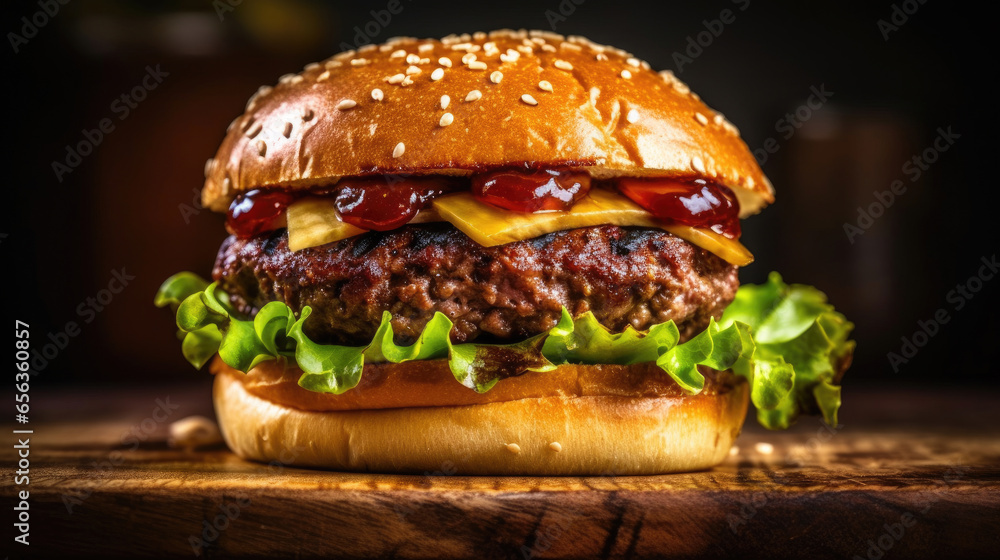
[{"x1": 201, "y1": 29, "x2": 774, "y2": 217}]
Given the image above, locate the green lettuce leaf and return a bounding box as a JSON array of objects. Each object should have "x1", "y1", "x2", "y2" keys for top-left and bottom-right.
[
  {"x1": 155, "y1": 271, "x2": 853, "y2": 430},
  {"x1": 720, "y1": 272, "x2": 855, "y2": 429}
]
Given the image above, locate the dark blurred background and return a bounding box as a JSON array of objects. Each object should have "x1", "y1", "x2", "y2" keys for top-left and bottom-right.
[{"x1": 4, "y1": 0, "x2": 995, "y2": 392}]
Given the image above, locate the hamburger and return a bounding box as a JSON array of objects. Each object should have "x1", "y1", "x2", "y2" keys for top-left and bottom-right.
[{"x1": 155, "y1": 30, "x2": 854, "y2": 475}]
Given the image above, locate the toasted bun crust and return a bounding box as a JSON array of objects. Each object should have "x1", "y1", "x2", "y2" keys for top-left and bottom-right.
[
  {"x1": 213, "y1": 363, "x2": 749, "y2": 475},
  {"x1": 202, "y1": 30, "x2": 773, "y2": 217},
  {"x1": 221, "y1": 356, "x2": 735, "y2": 412}
]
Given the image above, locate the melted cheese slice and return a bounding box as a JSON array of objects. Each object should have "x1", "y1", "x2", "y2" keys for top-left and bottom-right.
[
  {"x1": 286, "y1": 197, "x2": 367, "y2": 252},
  {"x1": 286, "y1": 189, "x2": 753, "y2": 266},
  {"x1": 433, "y1": 190, "x2": 753, "y2": 266}
]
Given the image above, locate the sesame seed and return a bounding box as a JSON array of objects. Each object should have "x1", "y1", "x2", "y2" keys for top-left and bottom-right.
[
  {"x1": 695, "y1": 112, "x2": 709, "y2": 125},
  {"x1": 337, "y1": 99, "x2": 357, "y2": 111},
  {"x1": 468, "y1": 60, "x2": 487, "y2": 71},
  {"x1": 406, "y1": 65, "x2": 422, "y2": 75},
  {"x1": 465, "y1": 89, "x2": 482, "y2": 102},
  {"x1": 627, "y1": 57, "x2": 641, "y2": 67},
  {"x1": 554, "y1": 59, "x2": 573, "y2": 71},
  {"x1": 222, "y1": 177, "x2": 232, "y2": 194},
  {"x1": 203, "y1": 158, "x2": 214, "y2": 178},
  {"x1": 418, "y1": 57, "x2": 430, "y2": 65},
  {"x1": 538, "y1": 80, "x2": 553, "y2": 92},
  {"x1": 691, "y1": 156, "x2": 706, "y2": 173},
  {"x1": 418, "y1": 43, "x2": 434, "y2": 54},
  {"x1": 746, "y1": 176, "x2": 755, "y2": 189},
  {"x1": 549, "y1": 442, "x2": 563, "y2": 452},
  {"x1": 390, "y1": 49, "x2": 406, "y2": 59},
  {"x1": 392, "y1": 142, "x2": 405, "y2": 158},
  {"x1": 282, "y1": 122, "x2": 292, "y2": 138},
  {"x1": 301, "y1": 107, "x2": 314, "y2": 121},
  {"x1": 371, "y1": 88, "x2": 384, "y2": 101},
  {"x1": 400, "y1": 76, "x2": 414, "y2": 86},
  {"x1": 439, "y1": 112, "x2": 454, "y2": 127},
  {"x1": 500, "y1": 48, "x2": 520, "y2": 63},
  {"x1": 490, "y1": 71, "x2": 503, "y2": 84},
  {"x1": 517, "y1": 45, "x2": 534, "y2": 55},
  {"x1": 387, "y1": 73, "x2": 405, "y2": 84},
  {"x1": 289, "y1": 75, "x2": 304, "y2": 84},
  {"x1": 317, "y1": 70, "x2": 331, "y2": 82},
  {"x1": 560, "y1": 42, "x2": 582, "y2": 51},
  {"x1": 438, "y1": 57, "x2": 453, "y2": 68},
  {"x1": 244, "y1": 121, "x2": 262, "y2": 138},
  {"x1": 506, "y1": 443, "x2": 521, "y2": 455},
  {"x1": 626, "y1": 109, "x2": 640, "y2": 123},
  {"x1": 440, "y1": 95, "x2": 450, "y2": 109},
  {"x1": 521, "y1": 94, "x2": 538, "y2": 106},
  {"x1": 462, "y1": 53, "x2": 477, "y2": 65},
  {"x1": 595, "y1": 53, "x2": 608, "y2": 61},
  {"x1": 324, "y1": 60, "x2": 342, "y2": 69},
  {"x1": 431, "y1": 68, "x2": 445, "y2": 81},
  {"x1": 755, "y1": 442, "x2": 775, "y2": 455},
  {"x1": 405, "y1": 53, "x2": 420, "y2": 64},
  {"x1": 540, "y1": 44, "x2": 556, "y2": 52},
  {"x1": 304, "y1": 62, "x2": 320, "y2": 71},
  {"x1": 256, "y1": 140, "x2": 266, "y2": 157},
  {"x1": 620, "y1": 69, "x2": 632, "y2": 79},
  {"x1": 350, "y1": 58, "x2": 369, "y2": 67}
]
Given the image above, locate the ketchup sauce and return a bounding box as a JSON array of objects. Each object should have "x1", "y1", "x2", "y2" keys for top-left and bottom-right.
[
  {"x1": 617, "y1": 177, "x2": 741, "y2": 238},
  {"x1": 471, "y1": 168, "x2": 591, "y2": 213},
  {"x1": 225, "y1": 170, "x2": 742, "y2": 241},
  {"x1": 226, "y1": 189, "x2": 295, "y2": 238},
  {"x1": 334, "y1": 176, "x2": 455, "y2": 231}
]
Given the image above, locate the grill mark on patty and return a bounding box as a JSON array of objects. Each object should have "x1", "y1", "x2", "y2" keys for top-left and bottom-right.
[{"x1": 213, "y1": 224, "x2": 739, "y2": 346}]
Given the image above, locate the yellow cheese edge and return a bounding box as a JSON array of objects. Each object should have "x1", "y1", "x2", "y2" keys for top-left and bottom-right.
[
  {"x1": 286, "y1": 197, "x2": 367, "y2": 252},
  {"x1": 286, "y1": 190, "x2": 753, "y2": 266},
  {"x1": 432, "y1": 190, "x2": 754, "y2": 266}
]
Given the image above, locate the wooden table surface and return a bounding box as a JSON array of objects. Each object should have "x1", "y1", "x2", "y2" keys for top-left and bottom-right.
[{"x1": 3, "y1": 383, "x2": 999, "y2": 559}]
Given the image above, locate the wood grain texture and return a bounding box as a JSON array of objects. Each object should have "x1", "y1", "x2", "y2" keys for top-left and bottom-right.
[{"x1": 3, "y1": 385, "x2": 999, "y2": 559}]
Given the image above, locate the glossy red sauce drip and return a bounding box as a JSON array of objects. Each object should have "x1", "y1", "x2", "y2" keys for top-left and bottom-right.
[
  {"x1": 226, "y1": 189, "x2": 295, "y2": 238},
  {"x1": 335, "y1": 176, "x2": 455, "y2": 231},
  {"x1": 472, "y1": 168, "x2": 591, "y2": 213},
  {"x1": 617, "y1": 177, "x2": 741, "y2": 238}
]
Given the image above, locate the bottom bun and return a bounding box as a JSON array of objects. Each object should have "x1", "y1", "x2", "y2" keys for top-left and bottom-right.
[{"x1": 214, "y1": 365, "x2": 749, "y2": 475}]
